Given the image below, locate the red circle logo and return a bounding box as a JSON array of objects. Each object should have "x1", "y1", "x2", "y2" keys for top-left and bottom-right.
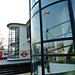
[{"x1": 21, "y1": 52, "x2": 28, "y2": 57}]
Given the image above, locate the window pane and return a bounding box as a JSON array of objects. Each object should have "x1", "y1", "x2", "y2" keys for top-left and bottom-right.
[
  {"x1": 32, "y1": 56, "x2": 42, "y2": 75},
  {"x1": 41, "y1": 0, "x2": 60, "y2": 8},
  {"x1": 43, "y1": 40, "x2": 74, "y2": 54},
  {"x1": 42, "y1": 1, "x2": 72, "y2": 41},
  {"x1": 31, "y1": 13, "x2": 40, "y2": 44},
  {"x1": 9, "y1": 27, "x2": 12, "y2": 34},
  {"x1": 31, "y1": 0, "x2": 38, "y2": 8},
  {"x1": 15, "y1": 27, "x2": 19, "y2": 33},
  {"x1": 31, "y1": 3, "x2": 39, "y2": 17},
  {"x1": 44, "y1": 56, "x2": 75, "y2": 75},
  {"x1": 27, "y1": 25, "x2": 30, "y2": 38},
  {"x1": 32, "y1": 44, "x2": 41, "y2": 55},
  {"x1": 12, "y1": 34, "x2": 15, "y2": 38},
  {"x1": 11, "y1": 27, "x2": 15, "y2": 30},
  {"x1": 8, "y1": 26, "x2": 19, "y2": 58}
]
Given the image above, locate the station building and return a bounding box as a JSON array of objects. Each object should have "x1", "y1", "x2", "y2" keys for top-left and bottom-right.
[
  {"x1": 29, "y1": 0, "x2": 75, "y2": 75},
  {"x1": 7, "y1": 20, "x2": 30, "y2": 60}
]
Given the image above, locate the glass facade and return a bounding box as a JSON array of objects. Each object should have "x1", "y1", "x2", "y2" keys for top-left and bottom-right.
[
  {"x1": 30, "y1": 0, "x2": 75, "y2": 75},
  {"x1": 9, "y1": 26, "x2": 19, "y2": 58},
  {"x1": 42, "y1": 1, "x2": 72, "y2": 40}
]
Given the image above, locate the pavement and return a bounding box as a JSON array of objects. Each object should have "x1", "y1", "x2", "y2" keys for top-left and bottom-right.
[
  {"x1": 0, "y1": 59, "x2": 30, "y2": 65},
  {"x1": 17, "y1": 73, "x2": 31, "y2": 75}
]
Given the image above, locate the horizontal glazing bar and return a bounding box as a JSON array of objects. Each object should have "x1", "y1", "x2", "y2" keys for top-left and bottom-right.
[{"x1": 32, "y1": 54, "x2": 75, "y2": 56}]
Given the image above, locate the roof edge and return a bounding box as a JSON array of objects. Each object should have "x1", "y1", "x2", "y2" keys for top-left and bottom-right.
[{"x1": 7, "y1": 23, "x2": 26, "y2": 27}]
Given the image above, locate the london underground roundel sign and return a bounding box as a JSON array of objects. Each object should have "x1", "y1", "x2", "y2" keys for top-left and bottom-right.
[{"x1": 21, "y1": 52, "x2": 28, "y2": 57}]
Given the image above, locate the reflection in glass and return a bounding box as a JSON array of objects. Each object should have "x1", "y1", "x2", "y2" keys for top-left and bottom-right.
[
  {"x1": 41, "y1": 0, "x2": 60, "y2": 8},
  {"x1": 31, "y1": 13, "x2": 40, "y2": 44},
  {"x1": 31, "y1": 0, "x2": 38, "y2": 8},
  {"x1": 32, "y1": 56, "x2": 42, "y2": 75},
  {"x1": 31, "y1": 3, "x2": 39, "y2": 17},
  {"x1": 12, "y1": 34, "x2": 15, "y2": 39},
  {"x1": 32, "y1": 44, "x2": 41, "y2": 55},
  {"x1": 44, "y1": 40, "x2": 74, "y2": 54},
  {"x1": 42, "y1": 1, "x2": 72, "y2": 41},
  {"x1": 44, "y1": 56, "x2": 75, "y2": 75}
]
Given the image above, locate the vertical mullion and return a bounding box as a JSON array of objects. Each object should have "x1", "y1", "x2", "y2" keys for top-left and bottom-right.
[
  {"x1": 8, "y1": 27, "x2": 11, "y2": 58},
  {"x1": 18, "y1": 27, "x2": 19, "y2": 58},
  {"x1": 14, "y1": 26, "x2": 16, "y2": 58},
  {"x1": 11, "y1": 27, "x2": 12, "y2": 57},
  {"x1": 39, "y1": 0, "x2": 45, "y2": 75},
  {"x1": 15, "y1": 27, "x2": 16, "y2": 58},
  {"x1": 29, "y1": 0, "x2": 32, "y2": 75},
  {"x1": 68, "y1": 0, "x2": 75, "y2": 51}
]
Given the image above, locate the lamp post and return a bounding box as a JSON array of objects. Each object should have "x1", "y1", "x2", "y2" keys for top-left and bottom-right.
[
  {"x1": 43, "y1": 11, "x2": 50, "y2": 73},
  {"x1": 43, "y1": 11, "x2": 50, "y2": 39}
]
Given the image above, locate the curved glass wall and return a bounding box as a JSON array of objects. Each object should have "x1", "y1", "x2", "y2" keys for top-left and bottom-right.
[
  {"x1": 31, "y1": 0, "x2": 38, "y2": 8},
  {"x1": 41, "y1": 0, "x2": 60, "y2": 8},
  {"x1": 42, "y1": 1, "x2": 72, "y2": 41},
  {"x1": 30, "y1": 0, "x2": 75, "y2": 75},
  {"x1": 9, "y1": 26, "x2": 19, "y2": 58},
  {"x1": 31, "y1": 8, "x2": 42, "y2": 74},
  {"x1": 31, "y1": 13, "x2": 40, "y2": 44},
  {"x1": 31, "y1": 3, "x2": 39, "y2": 17}
]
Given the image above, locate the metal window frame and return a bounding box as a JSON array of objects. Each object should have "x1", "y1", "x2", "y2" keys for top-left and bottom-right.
[
  {"x1": 30, "y1": 0, "x2": 75, "y2": 75},
  {"x1": 29, "y1": 0, "x2": 32, "y2": 75},
  {"x1": 68, "y1": 0, "x2": 75, "y2": 50}
]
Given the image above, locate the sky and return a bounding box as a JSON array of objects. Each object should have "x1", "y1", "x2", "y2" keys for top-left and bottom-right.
[{"x1": 0, "y1": 0, "x2": 29, "y2": 49}]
